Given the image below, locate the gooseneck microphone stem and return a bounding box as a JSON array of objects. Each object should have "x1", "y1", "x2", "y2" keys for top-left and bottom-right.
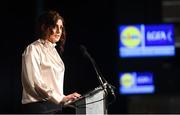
[
  {"x1": 80, "y1": 45, "x2": 116, "y2": 100},
  {"x1": 80, "y1": 45, "x2": 108, "y2": 95}
]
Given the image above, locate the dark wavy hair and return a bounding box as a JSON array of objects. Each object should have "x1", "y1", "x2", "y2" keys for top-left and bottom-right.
[{"x1": 36, "y1": 10, "x2": 66, "y2": 54}]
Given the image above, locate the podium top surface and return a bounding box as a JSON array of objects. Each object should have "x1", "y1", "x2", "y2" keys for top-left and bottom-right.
[{"x1": 63, "y1": 86, "x2": 104, "y2": 106}]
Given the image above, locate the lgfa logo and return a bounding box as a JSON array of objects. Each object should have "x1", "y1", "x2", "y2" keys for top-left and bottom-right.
[{"x1": 120, "y1": 26, "x2": 142, "y2": 48}]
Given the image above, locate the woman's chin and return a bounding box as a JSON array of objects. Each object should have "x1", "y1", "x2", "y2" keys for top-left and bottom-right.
[{"x1": 54, "y1": 38, "x2": 60, "y2": 43}]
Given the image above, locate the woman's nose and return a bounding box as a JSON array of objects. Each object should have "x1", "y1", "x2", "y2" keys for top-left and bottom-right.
[{"x1": 56, "y1": 28, "x2": 60, "y2": 34}]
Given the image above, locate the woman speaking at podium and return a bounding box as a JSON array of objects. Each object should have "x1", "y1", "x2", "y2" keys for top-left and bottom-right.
[{"x1": 21, "y1": 10, "x2": 81, "y2": 113}]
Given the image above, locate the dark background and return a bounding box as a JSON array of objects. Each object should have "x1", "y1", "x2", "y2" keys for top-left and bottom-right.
[{"x1": 1, "y1": 0, "x2": 180, "y2": 113}]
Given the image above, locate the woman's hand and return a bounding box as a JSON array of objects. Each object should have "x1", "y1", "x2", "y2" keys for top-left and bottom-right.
[{"x1": 61, "y1": 92, "x2": 81, "y2": 103}]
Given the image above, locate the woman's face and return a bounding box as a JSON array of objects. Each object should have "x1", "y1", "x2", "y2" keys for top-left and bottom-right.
[{"x1": 47, "y1": 19, "x2": 63, "y2": 43}]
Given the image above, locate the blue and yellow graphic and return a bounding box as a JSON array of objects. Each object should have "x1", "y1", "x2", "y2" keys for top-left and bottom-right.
[
  {"x1": 119, "y1": 72, "x2": 155, "y2": 94},
  {"x1": 119, "y1": 24, "x2": 175, "y2": 58},
  {"x1": 120, "y1": 73, "x2": 135, "y2": 87},
  {"x1": 120, "y1": 26, "x2": 142, "y2": 48}
]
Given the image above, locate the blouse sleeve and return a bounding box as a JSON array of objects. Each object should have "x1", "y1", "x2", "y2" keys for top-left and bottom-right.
[{"x1": 22, "y1": 45, "x2": 64, "y2": 104}]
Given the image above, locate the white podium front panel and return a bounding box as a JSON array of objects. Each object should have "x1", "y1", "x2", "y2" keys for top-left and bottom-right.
[
  {"x1": 85, "y1": 89, "x2": 106, "y2": 114},
  {"x1": 63, "y1": 86, "x2": 108, "y2": 115},
  {"x1": 75, "y1": 88, "x2": 107, "y2": 114}
]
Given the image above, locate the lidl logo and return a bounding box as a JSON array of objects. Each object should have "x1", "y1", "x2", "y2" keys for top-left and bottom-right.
[
  {"x1": 120, "y1": 26, "x2": 142, "y2": 48},
  {"x1": 119, "y1": 72, "x2": 155, "y2": 94},
  {"x1": 120, "y1": 73, "x2": 135, "y2": 87}
]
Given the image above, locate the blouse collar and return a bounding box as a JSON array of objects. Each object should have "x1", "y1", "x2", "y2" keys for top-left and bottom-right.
[{"x1": 39, "y1": 39, "x2": 57, "y2": 48}]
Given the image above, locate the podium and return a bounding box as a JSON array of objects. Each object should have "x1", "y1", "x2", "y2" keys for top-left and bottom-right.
[{"x1": 64, "y1": 86, "x2": 108, "y2": 114}]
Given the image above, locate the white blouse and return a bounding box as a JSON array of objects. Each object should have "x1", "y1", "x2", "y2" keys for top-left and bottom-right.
[{"x1": 21, "y1": 39, "x2": 65, "y2": 104}]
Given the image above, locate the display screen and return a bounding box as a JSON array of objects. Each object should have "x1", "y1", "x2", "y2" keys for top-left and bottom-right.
[
  {"x1": 119, "y1": 72, "x2": 155, "y2": 94},
  {"x1": 119, "y1": 24, "x2": 175, "y2": 58}
]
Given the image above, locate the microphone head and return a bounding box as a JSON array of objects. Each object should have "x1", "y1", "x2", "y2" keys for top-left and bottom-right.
[
  {"x1": 80, "y1": 45, "x2": 87, "y2": 53},
  {"x1": 80, "y1": 45, "x2": 88, "y2": 57}
]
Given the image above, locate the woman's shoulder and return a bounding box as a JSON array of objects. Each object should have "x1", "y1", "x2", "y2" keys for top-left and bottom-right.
[
  {"x1": 22, "y1": 39, "x2": 42, "y2": 55},
  {"x1": 30, "y1": 39, "x2": 42, "y2": 46},
  {"x1": 27, "y1": 39, "x2": 43, "y2": 48}
]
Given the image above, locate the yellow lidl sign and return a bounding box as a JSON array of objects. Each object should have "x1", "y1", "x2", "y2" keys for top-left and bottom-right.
[
  {"x1": 121, "y1": 73, "x2": 134, "y2": 87},
  {"x1": 120, "y1": 26, "x2": 141, "y2": 48}
]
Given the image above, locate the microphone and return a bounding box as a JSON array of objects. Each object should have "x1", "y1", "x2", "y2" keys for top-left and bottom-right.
[
  {"x1": 80, "y1": 45, "x2": 91, "y2": 59},
  {"x1": 80, "y1": 45, "x2": 116, "y2": 96},
  {"x1": 79, "y1": 45, "x2": 108, "y2": 95},
  {"x1": 79, "y1": 45, "x2": 86, "y2": 54},
  {"x1": 79, "y1": 45, "x2": 116, "y2": 98}
]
